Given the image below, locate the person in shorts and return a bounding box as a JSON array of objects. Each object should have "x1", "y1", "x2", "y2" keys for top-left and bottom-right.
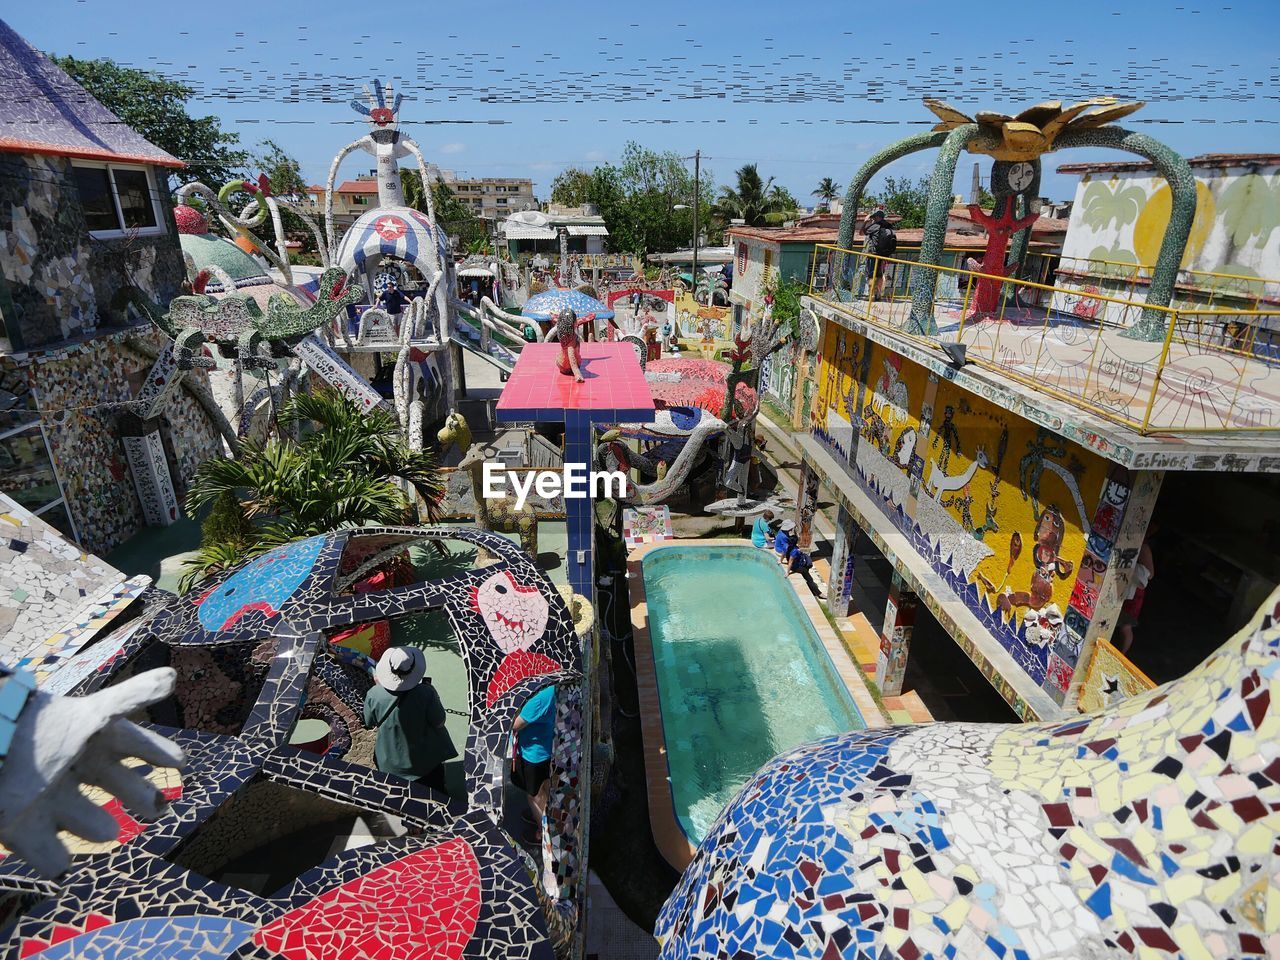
[{"x1": 512, "y1": 683, "x2": 556, "y2": 843}]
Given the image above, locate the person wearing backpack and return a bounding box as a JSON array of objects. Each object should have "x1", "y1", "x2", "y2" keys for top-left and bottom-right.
[
  {"x1": 856, "y1": 208, "x2": 893, "y2": 299},
  {"x1": 865, "y1": 209, "x2": 898, "y2": 300},
  {"x1": 363, "y1": 646, "x2": 457, "y2": 795}
]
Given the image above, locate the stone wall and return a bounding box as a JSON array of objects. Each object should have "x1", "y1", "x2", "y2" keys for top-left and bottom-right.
[
  {"x1": 10, "y1": 329, "x2": 222, "y2": 554},
  {"x1": 0, "y1": 152, "x2": 184, "y2": 350}
]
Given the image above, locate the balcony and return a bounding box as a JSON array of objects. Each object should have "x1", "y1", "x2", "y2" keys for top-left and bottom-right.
[{"x1": 808, "y1": 244, "x2": 1280, "y2": 436}]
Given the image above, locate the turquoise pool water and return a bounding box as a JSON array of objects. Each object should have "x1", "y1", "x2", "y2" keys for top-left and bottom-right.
[{"x1": 642, "y1": 545, "x2": 865, "y2": 844}]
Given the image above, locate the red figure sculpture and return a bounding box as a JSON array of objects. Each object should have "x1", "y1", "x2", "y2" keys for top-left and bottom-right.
[
  {"x1": 965, "y1": 203, "x2": 1038, "y2": 316},
  {"x1": 555, "y1": 307, "x2": 595, "y2": 382}
]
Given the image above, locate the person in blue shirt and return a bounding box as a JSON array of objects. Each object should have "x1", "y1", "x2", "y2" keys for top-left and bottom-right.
[
  {"x1": 774, "y1": 518, "x2": 797, "y2": 563},
  {"x1": 786, "y1": 545, "x2": 825, "y2": 599},
  {"x1": 512, "y1": 683, "x2": 556, "y2": 843},
  {"x1": 751, "y1": 509, "x2": 776, "y2": 549}
]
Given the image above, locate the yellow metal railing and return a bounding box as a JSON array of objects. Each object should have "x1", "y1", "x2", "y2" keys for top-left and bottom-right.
[
  {"x1": 808, "y1": 244, "x2": 1280, "y2": 436},
  {"x1": 1056, "y1": 254, "x2": 1279, "y2": 313}
]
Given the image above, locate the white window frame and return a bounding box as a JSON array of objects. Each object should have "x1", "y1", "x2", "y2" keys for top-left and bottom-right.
[
  {"x1": 0, "y1": 420, "x2": 77, "y2": 541},
  {"x1": 71, "y1": 161, "x2": 167, "y2": 240}
]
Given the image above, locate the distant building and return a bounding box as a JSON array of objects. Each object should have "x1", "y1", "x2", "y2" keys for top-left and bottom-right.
[
  {"x1": 443, "y1": 173, "x2": 536, "y2": 220},
  {"x1": 500, "y1": 205, "x2": 608, "y2": 262},
  {"x1": 0, "y1": 18, "x2": 222, "y2": 552}
]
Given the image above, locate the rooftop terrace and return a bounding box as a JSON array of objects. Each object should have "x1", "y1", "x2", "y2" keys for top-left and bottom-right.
[{"x1": 806, "y1": 244, "x2": 1280, "y2": 466}]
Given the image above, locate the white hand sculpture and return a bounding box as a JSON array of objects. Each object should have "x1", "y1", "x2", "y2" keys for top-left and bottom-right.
[{"x1": 0, "y1": 667, "x2": 185, "y2": 878}]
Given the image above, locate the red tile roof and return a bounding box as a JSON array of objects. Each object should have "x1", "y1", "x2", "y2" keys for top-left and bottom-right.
[
  {"x1": 336, "y1": 179, "x2": 379, "y2": 195},
  {"x1": 727, "y1": 210, "x2": 902, "y2": 245},
  {"x1": 1057, "y1": 152, "x2": 1280, "y2": 175},
  {"x1": 947, "y1": 207, "x2": 1069, "y2": 236}
]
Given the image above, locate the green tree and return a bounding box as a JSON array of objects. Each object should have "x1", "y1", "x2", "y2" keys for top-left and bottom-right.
[
  {"x1": 549, "y1": 146, "x2": 714, "y2": 255},
  {"x1": 713, "y1": 164, "x2": 788, "y2": 228},
  {"x1": 180, "y1": 389, "x2": 444, "y2": 591},
  {"x1": 49, "y1": 54, "x2": 248, "y2": 186},
  {"x1": 400, "y1": 172, "x2": 488, "y2": 250},
  {"x1": 866, "y1": 175, "x2": 931, "y2": 228},
  {"x1": 249, "y1": 140, "x2": 316, "y2": 252},
  {"x1": 549, "y1": 168, "x2": 596, "y2": 207},
  {"x1": 812, "y1": 177, "x2": 842, "y2": 209},
  {"x1": 254, "y1": 139, "x2": 308, "y2": 198}
]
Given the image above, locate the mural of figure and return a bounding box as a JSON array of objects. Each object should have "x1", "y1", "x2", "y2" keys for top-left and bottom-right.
[
  {"x1": 931, "y1": 405, "x2": 961, "y2": 473},
  {"x1": 990, "y1": 505, "x2": 1075, "y2": 615}
]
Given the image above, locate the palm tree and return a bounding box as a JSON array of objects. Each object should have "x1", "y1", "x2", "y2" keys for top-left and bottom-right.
[
  {"x1": 180, "y1": 389, "x2": 444, "y2": 591},
  {"x1": 713, "y1": 164, "x2": 788, "y2": 228},
  {"x1": 812, "y1": 177, "x2": 842, "y2": 210},
  {"x1": 695, "y1": 270, "x2": 727, "y2": 306}
]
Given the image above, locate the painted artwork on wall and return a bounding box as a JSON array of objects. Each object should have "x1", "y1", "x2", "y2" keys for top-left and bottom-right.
[
  {"x1": 811, "y1": 326, "x2": 1117, "y2": 696},
  {"x1": 1062, "y1": 162, "x2": 1280, "y2": 304},
  {"x1": 1077, "y1": 636, "x2": 1157, "y2": 713}
]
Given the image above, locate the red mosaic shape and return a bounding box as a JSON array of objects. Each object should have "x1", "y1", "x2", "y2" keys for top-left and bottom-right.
[
  {"x1": 1045, "y1": 653, "x2": 1074, "y2": 693},
  {"x1": 253, "y1": 837, "x2": 480, "y2": 960},
  {"x1": 486, "y1": 650, "x2": 564, "y2": 709},
  {"x1": 104, "y1": 786, "x2": 184, "y2": 845}
]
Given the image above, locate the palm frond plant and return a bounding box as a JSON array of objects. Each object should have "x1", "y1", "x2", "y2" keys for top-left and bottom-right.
[
  {"x1": 713, "y1": 164, "x2": 789, "y2": 228},
  {"x1": 812, "y1": 177, "x2": 842, "y2": 209},
  {"x1": 180, "y1": 389, "x2": 444, "y2": 592}
]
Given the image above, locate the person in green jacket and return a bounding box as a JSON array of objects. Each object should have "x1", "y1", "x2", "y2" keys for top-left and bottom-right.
[{"x1": 363, "y1": 646, "x2": 457, "y2": 794}]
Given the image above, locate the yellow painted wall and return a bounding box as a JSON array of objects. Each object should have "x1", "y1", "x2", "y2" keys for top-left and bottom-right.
[
  {"x1": 927, "y1": 376, "x2": 1108, "y2": 631},
  {"x1": 811, "y1": 325, "x2": 1113, "y2": 694}
]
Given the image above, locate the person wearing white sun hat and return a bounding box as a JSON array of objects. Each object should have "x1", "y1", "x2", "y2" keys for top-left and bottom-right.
[
  {"x1": 363, "y1": 646, "x2": 457, "y2": 793},
  {"x1": 775, "y1": 518, "x2": 797, "y2": 563}
]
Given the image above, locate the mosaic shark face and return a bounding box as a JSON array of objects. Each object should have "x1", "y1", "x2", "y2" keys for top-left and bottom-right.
[
  {"x1": 468, "y1": 570, "x2": 550, "y2": 655},
  {"x1": 196, "y1": 537, "x2": 326, "y2": 632}
]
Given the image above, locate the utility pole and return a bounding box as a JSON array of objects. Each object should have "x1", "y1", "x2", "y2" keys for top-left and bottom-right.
[{"x1": 692, "y1": 149, "x2": 701, "y2": 289}]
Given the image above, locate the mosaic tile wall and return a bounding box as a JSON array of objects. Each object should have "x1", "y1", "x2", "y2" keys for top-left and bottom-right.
[
  {"x1": 6, "y1": 329, "x2": 223, "y2": 553},
  {"x1": 808, "y1": 324, "x2": 1147, "y2": 704},
  {"x1": 0, "y1": 527, "x2": 590, "y2": 959},
  {"x1": 657, "y1": 586, "x2": 1280, "y2": 960},
  {"x1": 0, "y1": 492, "x2": 144, "y2": 670},
  {"x1": 0, "y1": 153, "x2": 183, "y2": 350}
]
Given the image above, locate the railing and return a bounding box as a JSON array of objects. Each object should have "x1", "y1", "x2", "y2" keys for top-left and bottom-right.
[
  {"x1": 1056, "y1": 254, "x2": 1280, "y2": 313},
  {"x1": 808, "y1": 244, "x2": 1280, "y2": 435}
]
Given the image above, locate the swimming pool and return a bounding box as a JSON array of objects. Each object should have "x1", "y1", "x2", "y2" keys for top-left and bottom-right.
[{"x1": 641, "y1": 545, "x2": 865, "y2": 846}]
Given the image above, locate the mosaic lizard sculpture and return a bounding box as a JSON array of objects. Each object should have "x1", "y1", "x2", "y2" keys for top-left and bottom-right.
[
  {"x1": 657, "y1": 588, "x2": 1280, "y2": 960},
  {"x1": 157, "y1": 268, "x2": 363, "y2": 373}
]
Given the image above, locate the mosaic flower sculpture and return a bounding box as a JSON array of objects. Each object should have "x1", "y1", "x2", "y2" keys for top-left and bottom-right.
[
  {"x1": 923, "y1": 96, "x2": 1145, "y2": 162},
  {"x1": 657, "y1": 588, "x2": 1280, "y2": 960},
  {"x1": 157, "y1": 268, "x2": 363, "y2": 373}
]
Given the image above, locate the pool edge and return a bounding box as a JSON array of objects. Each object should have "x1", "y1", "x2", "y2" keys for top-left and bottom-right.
[{"x1": 627, "y1": 539, "x2": 886, "y2": 872}]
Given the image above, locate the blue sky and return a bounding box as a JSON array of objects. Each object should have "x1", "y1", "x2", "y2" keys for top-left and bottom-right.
[{"x1": 10, "y1": 0, "x2": 1279, "y2": 204}]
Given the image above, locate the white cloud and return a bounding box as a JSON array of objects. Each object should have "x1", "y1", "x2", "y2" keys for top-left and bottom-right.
[{"x1": 440, "y1": 142, "x2": 466, "y2": 154}]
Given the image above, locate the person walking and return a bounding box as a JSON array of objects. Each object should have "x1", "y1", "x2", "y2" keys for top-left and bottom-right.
[
  {"x1": 363, "y1": 646, "x2": 457, "y2": 794},
  {"x1": 512, "y1": 683, "x2": 556, "y2": 844}
]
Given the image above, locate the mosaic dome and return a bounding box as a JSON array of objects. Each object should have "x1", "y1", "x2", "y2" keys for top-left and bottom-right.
[
  {"x1": 336, "y1": 206, "x2": 449, "y2": 283},
  {"x1": 657, "y1": 593, "x2": 1280, "y2": 960},
  {"x1": 521, "y1": 288, "x2": 615, "y2": 322}
]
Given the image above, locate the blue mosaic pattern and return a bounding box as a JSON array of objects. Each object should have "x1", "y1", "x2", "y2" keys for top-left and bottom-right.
[
  {"x1": 658, "y1": 592, "x2": 1280, "y2": 960},
  {"x1": 520, "y1": 289, "x2": 614, "y2": 322}
]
